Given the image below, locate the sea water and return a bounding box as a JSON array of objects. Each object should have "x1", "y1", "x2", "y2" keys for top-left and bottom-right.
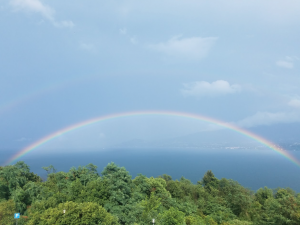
[{"x1": 2, "y1": 148, "x2": 300, "y2": 192}]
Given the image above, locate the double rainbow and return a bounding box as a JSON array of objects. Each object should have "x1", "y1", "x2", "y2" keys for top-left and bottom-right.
[{"x1": 5, "y1": 110, "x2": 300, "y2": 167}]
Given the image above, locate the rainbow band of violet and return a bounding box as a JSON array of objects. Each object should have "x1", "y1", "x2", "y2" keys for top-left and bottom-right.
[{"x1": 5, "y1": 110, "x2": 300, "y2": 167}]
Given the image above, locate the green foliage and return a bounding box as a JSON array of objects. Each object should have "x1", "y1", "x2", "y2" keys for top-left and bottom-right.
[
  {"x1": 224, "y1": 219, "x2": 253, "y2": 225},
  {"x1": 158, "y1": 207, "x2": 185, "y2": 225},
  {"x1": 133, "y1": 174, "x2": 151, "y2": 198},
  {"x1": 204, "y1": 215, "x2": 218, "y2": 225},
  {"x1": 146, "y1": 177, "x2": 169, "y2": 196},
  {"x1": 185, "y1": 214, "x2": 206, "y2": 224},
  {"x1": 30, "y1": 196, "x2": 60, "y2": 214},
  {"x1": 102, "y1": 162, "x2": 136, "y2": 224},
  {"x1": 1, "y1": 162, "x2": 300, "y2": 225},
  {"x1": 102, "y1": 162, "x2": 133, "y2": 205},
  {"x1": 202, "y1": 170, "x2": 219, "y2": 192},
  {"x1": 219, "y1": 178, "x2": 253, "y2": 220},
  {"x1": 166, "y1": 176, "x2": 199, "y2": 202},
  {"x1": 83, "y1": 177, "x2": 110, "y2": 206},
  {"x1": 167, "y1": 180, "x2": 183, "y2": 198},
  {"x1": 275, "y1": 187, "x2": 295, "y2": 199},
  {"x1": 42, "y1": 165, "x2": 56, "y2": 175},
  {"x1": 202, "y1": 198, "x2": 237, "y2": 223},
  {"x1": 139, "y1": 192, "x2": 161, "y2": 222},
  {"x1": 27, "y1": 201, "x2": 118, "y2": 225},
  {"x1": 0, "y1": 162, "x2": 41, "y2": 200},
  {"x1": 0, "y1": 199, "x2": 16, "y2": 225},
  {"x1": 255, "y1": 187, "x2": 273, "y2": 205},
  {"x1": 67, "y1": 163, "x2": 99, "y2": 186}
]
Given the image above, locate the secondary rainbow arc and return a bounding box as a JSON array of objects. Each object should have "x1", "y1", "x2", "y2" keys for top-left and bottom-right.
[{"x1": 5, "y1": 110, "x2": 300, "y2": 167}]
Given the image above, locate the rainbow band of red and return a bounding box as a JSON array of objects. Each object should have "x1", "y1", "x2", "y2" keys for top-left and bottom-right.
[{"x1": 5, "y1": 110, "x2": 300, "y2": 167}]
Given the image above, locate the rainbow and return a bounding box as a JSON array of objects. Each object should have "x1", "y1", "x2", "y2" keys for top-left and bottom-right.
[{"x1": 5, "y1": 110, "x2": 300, "y2": 167}]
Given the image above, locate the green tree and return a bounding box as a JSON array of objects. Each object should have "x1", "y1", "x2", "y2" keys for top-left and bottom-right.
[
  {"x1": 166, "y1": 180, "x2": 183, "y2": 199},
  {"x1": 185, "y1": 214, "x2": 206, "y2": 225},
  {"x1": 0, "y1": 199, "x2": 16, "y2": 225},
  {"x1": 102, "y1": 163, "x2": 135, "y2": 224},
  {"x1": 255, "y1": 187, "x2": 273, "y2": 205},
  {"x1": 27, "y1": 201, "x2": 119, "y2": 225},
  {"x1": 146, "y1": 177, "x2": 170, "y2": 197},
  {"x1": 138, "y1": 192, "x2": 161, "y2": 223},
  {"x1": 0, "y1": 162, "x2": 40, "y2": 198},
  {"x1": 67, "y1": 164, "x2": 99, "y2": 186},
  {"x1": 11, "y1": 187, "x2": 28, "y2": 214},
  {"x1": 83, "y1": 177, "x2": 110, "y2": 206},
  {"x1": 202, "y1": 170, "x2": 219, "y2": 192},
  {"x1": 158, "y1": 207, "x2": 185, "y2": 225},
  {"x1": 219, "y1": 178, "x2": 253, "y2": 220},
  {"x1": 133, "y1": 174, "x2": 151, "y2": 198},
  {"x1": 42, "y1": 165, "x2": 56, "y2": 175}
]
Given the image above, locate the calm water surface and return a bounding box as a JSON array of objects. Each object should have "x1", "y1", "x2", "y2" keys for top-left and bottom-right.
[{"x1": 2, "y1": 148, "x2": 300, "y2": 192}]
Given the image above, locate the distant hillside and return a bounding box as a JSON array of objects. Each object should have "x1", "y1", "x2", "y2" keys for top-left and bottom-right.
[{"x1": 112, "y1": 122, "x2": 300, "y2": 150}]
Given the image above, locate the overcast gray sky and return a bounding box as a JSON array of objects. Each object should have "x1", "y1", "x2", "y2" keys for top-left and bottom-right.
[{"x1": 0, "y1": 0, "x2": 300, "y2": 152}]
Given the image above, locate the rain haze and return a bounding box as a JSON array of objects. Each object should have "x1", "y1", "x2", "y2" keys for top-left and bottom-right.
[{"x1": 1, "y1": 0, "x2": 300, "y2": 190}]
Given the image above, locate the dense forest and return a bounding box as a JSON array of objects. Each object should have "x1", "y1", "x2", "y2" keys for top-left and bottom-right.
[{"x1": 0, "y1": 162, "x2": 299, "y2": 224}]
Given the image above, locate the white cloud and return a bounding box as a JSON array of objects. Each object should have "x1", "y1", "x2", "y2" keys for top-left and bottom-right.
[
  {"x1": 99, "y1": 133, "x2": 106, "y2": 138},
  {"x1": 276, "y1": 60, "x2": 294, "y2": 69},
  {"x1": 10, "y1": 0, "x2": 74, "y2": 28},
  {"x1": 149, "y1": 35, "x2": 218, "y2": 61},
  {"x1": 10, "y1": 0, "x2": 54, "y2": 20},
  {"x1": 56, "y1": 20, "x2": 74, "y2": 28},
  {"x1": 119, "y1": 27, "x2": 137, "y2": 44},
  {"x1": 237, "y1": 111, "x2": 300, "y2": 128},
  {"x1": 130, "y1": 36, "x2": 138, "y2": 44},
  {"x1": 288, "y1": 99, "x2": 300, "y2": 108},
  {"x1": 80, "y1": 43, "x2": 96, "y2": 52},
  {"x1": 276, "y1": 56, "x2": 299, "y2": 69},
  {"x1": 119, "y1": 27, "x2": 127, "y2": 35},
  {"x1": 15, "y1": 137, "x2": 30, "y2": 142},
  {"x1": 181, "y1": 80, "x2": 241, "y2": 97},
  {"x1": 285, "y1": 56, "x2": 300, "y2": 61}
]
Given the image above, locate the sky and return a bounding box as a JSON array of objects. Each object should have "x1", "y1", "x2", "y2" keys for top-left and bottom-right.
[{"x1": 1, "y1": 0, "x2": 300, "y2": 154}]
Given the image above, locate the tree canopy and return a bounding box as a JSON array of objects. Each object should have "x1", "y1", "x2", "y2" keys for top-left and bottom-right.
[{"x1": 1, "y1": 161, "x2": 300, "y2": 225}]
